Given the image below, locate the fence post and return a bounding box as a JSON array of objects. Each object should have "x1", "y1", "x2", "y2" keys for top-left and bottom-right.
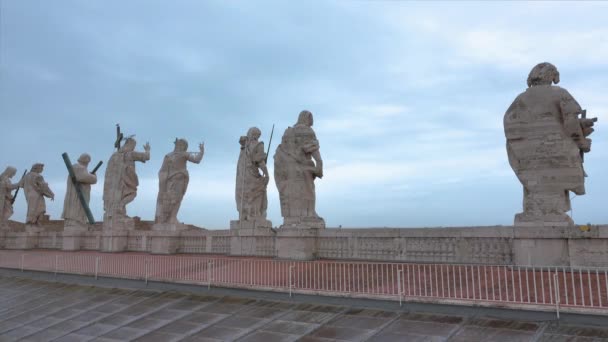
[
  {"x1": 20, "y1": 254, "x2": 24, "y2": 272},
  {"x1": 95, "y1": 257, "x2": 99, "y2": 280},
  {"x1": 554, "y1": 273, "x2": 560, "y2": 320},
  {"x1": 398, "y1": 269, "x2": 403, "y2": 307},
  {"x1": 54, "y1": 255, "x2": 58, "y2": 277},
  {"x1": 289, "y1": 265, "x2": 294, "y2": 298},
  {"x1": 145, "y1": 259, "x2": 149, "y2": 285}
]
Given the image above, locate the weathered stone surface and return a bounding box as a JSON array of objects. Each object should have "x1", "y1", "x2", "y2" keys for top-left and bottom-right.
[
  {"x1": 103, "y1": 138, "x2": 150, "y2": 231},
  {"x1": 234, "y1": 127, "x2": 272, "y2": 229},
  {"x1": 276, "y1": 228, "x2": 321, "y2": 260},
  {"x1": 274, "y1": 111, "x2": 325, "y2": 229},
  {"x1": 62, "y1": 154, "x2": 97, "y2": 233},
  {"x1": 504, "y1": 62, "x2": 597, "y2": 227},
  {"x1": 0, "y1": 166, "x2": 22, "y2": 229},
  {"x1": 23, "y1": 163, "x2": 54, "y2": 225},
  {"x1": 154, "y1": 139, "x2": 204, "y2": 230}
]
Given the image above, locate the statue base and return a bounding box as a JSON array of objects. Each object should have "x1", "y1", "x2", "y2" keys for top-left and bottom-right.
[
  {"x1": 150, "y1": 232, "x2": 180, "y2": 254},
  {"x1": 152, "y1": 222, "x2": 189, "y2": 232},
  {"x1": 230, "y1": 218, "x2": 273, "y2": 230},
  {"x1": 230, "y1": 223, "x2": 276, "y2": 257},
  {"x1": 25, "y1": 224, "x2": 45, "y2": 234},
  {"x1": 103, "y1": 215, "x2": 135, "y2": 232},
  {"x1": 514, "y1": 212, "x2": 574, "y2": 227},
  {"x1": 280, "y1": 216, "x2": 325, "y2": 229},
  {"x1": 14, "y1": 232, "x2": 38, "y2": 249},
  {"x1": 276, "y1": 227, "x2": 320, "y2": 260},
  {"x1": 101, "y1": 232, "x2": 128, "y2": 252}
]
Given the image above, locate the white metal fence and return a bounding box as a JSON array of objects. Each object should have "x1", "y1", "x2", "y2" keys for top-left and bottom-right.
[{"x1": 0, "y1": 250, "x2": 606, "y2": 316}]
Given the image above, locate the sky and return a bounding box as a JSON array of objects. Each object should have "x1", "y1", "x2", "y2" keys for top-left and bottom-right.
[{"x1": 1, "y1": 1, "x2": 607, "y2": 229}]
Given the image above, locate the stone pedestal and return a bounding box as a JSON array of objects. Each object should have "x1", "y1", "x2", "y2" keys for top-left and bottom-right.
[
  {"x1": 25, "y1": 224, "x2": 44, "y2": 234},
  {"x1": 152, "y1": 222, "x2": 188, "y2": 232},
  {"x1": 150, "y1": 232, "x2": 180, "y2": 254},
  {"x1": 62, "y1": 221, "x2": 89, "y2": 251},
  {"x1": 14, "y1": 232, "x2": 37, "y2": 249},
  {"x1": 230, "y1": 218, "x2": 273, "y2": 230},
  {"x1": 101, "y1": 233, "x2": 128, "y2": 252},
  {"x1": 103, "y1": 215, "x2": 135, "y2": 231},
  {"x1": 230, "y1": 226, "x2": 275, "y2": 256},
  {"x1": 276, "y1": 228, "x2": 320, "y2": 260},
  {"x1": 280, "y1": 217, "x2": 325, "y2": 229}
]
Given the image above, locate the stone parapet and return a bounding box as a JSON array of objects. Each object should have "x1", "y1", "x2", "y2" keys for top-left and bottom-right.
[{"x1": 1, "y1": 223, "x2": 607, "y2": 267}]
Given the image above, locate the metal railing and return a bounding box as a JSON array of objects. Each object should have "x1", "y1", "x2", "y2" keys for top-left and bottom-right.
[{"x1": 0, "y1": 250, "x2": 606, "y2": 315}]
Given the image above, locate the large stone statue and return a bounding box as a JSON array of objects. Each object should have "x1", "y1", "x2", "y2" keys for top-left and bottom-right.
[
  {"x1": 274, "y1": 110, "x2": 325, "y2": 228},
  {"x1": 103, "y1": 137, "x2": 150, "y2": 230},
  {"x1": 154, "y1": 139, "x2": 204, "y2": 229},
  {"x1": 0, "y1": 166, "x2": 23, "y2": 227},
  {"x1": 62, "y1": 153, "x2": 97, "y2": 231},
  {"x1": 233, "y1": 127, "x2": 272, "y2": 229},
  {"x1": 23, "y1": 163, "x2": 55, "y2": 225},
  {"x1": 504, "y1": 62, "x2": 597, "y2": 226}
]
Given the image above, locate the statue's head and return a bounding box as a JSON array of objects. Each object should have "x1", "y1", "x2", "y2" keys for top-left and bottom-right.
[
  {"x1": 527, "y1": 62, "x2": 560, "y2": 87},
  {"x1": 246, "y1": 127, "x2": 261, "y2": 141},
  {"x1": 174, "y1": 138, "x2": 188, "y2": 152},
  {"x1": 121, "y1": 137, "x2": 136, "y2": 152},
  {"x1": 77, "y1": 153, "x2": 91, "y2": 166},
  {"x1": 0, "y1": 166, "x2": 16, "y2": 179},
  {"x1": 31, "y1": 163, "x2": 44, "y2": 173},
  {"x1": 297, "y1": 110, "x2": 314, "y2": 127}
]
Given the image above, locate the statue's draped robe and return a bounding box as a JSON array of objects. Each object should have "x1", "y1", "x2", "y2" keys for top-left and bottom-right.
[
  {"x1": 62, "y1": 163, "x2": 97, "y2": 225},
  {"x1": 103, "y1": 151, "x2": 148, "y2": 219},
  {"x1": 504, "y1": 84, "x2": 585, "y2": 218},
  {"x1": 155, "y1": 151, "x2": 201, "y2": 224},
  {"x1": 24, "y1": 172, "x2": 54, "y2": 224},
  {"x1": 235, "y1": 141, "x2": 268, "y2": 220},
  {"x1": 274, "y1": 124, "x2": 321, "y2": 219},
  {"x1": 0, "y1": 177, "x2": 18, "y2": 223}
]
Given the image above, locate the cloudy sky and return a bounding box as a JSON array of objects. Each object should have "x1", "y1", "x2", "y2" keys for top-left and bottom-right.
[{"x1": 1, "y1": 1, "x2": 607, "y2": 229}]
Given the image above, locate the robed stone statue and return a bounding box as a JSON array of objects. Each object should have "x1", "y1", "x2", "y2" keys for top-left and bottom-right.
[
  {"x1": 62, "y1": 153, "x2": 97, "y2": 231},
  {"x1": 24, "y1": 163, "x2": 55, "y2": 225},
  {"x1": 154, "y1": 138, "x2": 204, "y2": 229},
  {"x1": 233, "y1": 127, "x2": 272, "y2": 229},
  {"x1": 0, "y1": 166, "x2": 23, "y2": 227},
  {"x1": 504, "y1": 62, "x2": 597, "y2": 226},
  {"x1": 103, "y1": 137, "x2": 150, "y2": 230},
  {"x1": 274, "y1": 110, "x2": 325, "y2": 228}
]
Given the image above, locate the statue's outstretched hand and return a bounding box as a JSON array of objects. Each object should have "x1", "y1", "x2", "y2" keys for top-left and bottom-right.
[
  {"x1": 199, "y1": 142, "x2": 205, "y2": 153},
  {"x1": 144, "y1": 142, "x2": 151, "y2": 152}
]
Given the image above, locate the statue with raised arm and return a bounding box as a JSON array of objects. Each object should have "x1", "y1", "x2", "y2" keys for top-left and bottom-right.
[
  {"x1": 233, "y1": 127, "x2": 272, "y2": 229},
  {"x1": 154, "y1": 138, "x2": 204, "y2": 228},
  {"x1": 274, "y1": 110, "x2": 325, "y2": 228},
  {"x1": 504, "y1": 62, "x2": 597, "y2": 226},
  {"x1": 103, "y1": 137, "x2": 150, "y2": 230},
  {"x1": 24, "y1": 163, "x2": 55, "y2": 225},
  {"x1": 0, "y1": 167, "x2": 24, "y2": 228},
  {"x1": 62, "y1": 153, "x2": 97, "y2": 231}
]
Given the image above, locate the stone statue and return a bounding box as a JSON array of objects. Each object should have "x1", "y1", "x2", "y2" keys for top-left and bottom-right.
[
  {"x1": 274, "y1": 110, "x2": 325, "y2": 228},
  {"x1": 62, "y1": 153, "x2": 97, "y2": 231},
  {"x1": 23, "y1": 163, "x2": 55, "y2": 225},
  {"x1": 504, "y1": 62, "x2": 597, "y2": 226},
  {"x1": 154, "y1": 139, "x2": 204, "y2": 228},
  {"x1": 103, "y1": 137, "x2": 150, "y2": 230},
  {"x1": 0, "y1": 167, "x2": 23, "y2": 227},
  {"x1": 234, "y1": 127, "x2": 272, "y2": 228}
]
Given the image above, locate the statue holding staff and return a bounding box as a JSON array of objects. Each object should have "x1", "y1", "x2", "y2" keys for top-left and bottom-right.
[
  {"x1": 23, "y1": 163, "x2": 55, "y2": 225},
  {"x1": 0, "y1": 167, "x2": 24, "y2": 227},
  {"x1": 103, "y1": 136, "x2": 150, "y2": 229}
]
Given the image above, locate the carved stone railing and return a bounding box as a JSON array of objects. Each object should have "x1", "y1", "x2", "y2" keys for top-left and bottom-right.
[{"x1": 0, "y1": 224, "x2": 607, "y2": 267}]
